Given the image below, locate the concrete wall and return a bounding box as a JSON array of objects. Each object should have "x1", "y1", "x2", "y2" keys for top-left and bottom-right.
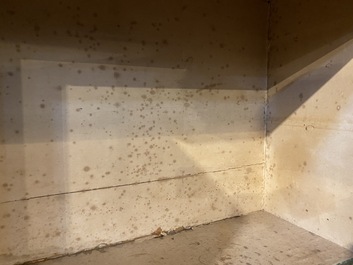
[
  {"x1": 266, "y1": 0, "x2": 353, "y2": 250},
  {"x1": 0, "y1": 0, "x2": 268, "y2": 264}
]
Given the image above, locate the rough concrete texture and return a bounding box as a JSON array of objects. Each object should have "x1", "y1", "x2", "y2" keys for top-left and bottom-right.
[
  {"x1": 266, "y1": 0, "x2": 353, "y2": 250},
  {"x1": 0, "y1": 0, "x2": 267, "y2": 264},
  {"x1": 30, "y1": 211, "x2": 353, "y2": 265},
  {"x1": 2, "y1": 0, "x2": 353, "y2": 264}
]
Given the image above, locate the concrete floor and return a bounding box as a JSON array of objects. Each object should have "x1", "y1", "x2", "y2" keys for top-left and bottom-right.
[{"x1": 31, "y1": 211, "x2": 352, "y2": 265}]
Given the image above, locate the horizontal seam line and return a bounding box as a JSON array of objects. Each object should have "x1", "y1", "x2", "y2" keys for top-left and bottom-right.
[{"x1": 0, "y1": 162, "x2": 264, "y2": 204}]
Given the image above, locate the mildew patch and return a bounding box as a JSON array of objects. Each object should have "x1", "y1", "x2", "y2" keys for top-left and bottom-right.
[{"x1": 0, "y1": 1, "x2": 268, "y2": 263}]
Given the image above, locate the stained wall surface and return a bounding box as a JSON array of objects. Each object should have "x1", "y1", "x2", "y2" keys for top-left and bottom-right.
[
  {"x1": 0, "y1": 0, "x2": 268, "y2": 264},
  {"x1": 266, "y1": 0, "x2": 353, "y2": 250}
]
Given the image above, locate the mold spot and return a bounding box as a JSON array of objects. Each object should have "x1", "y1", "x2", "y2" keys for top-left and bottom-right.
[
  {"x1": 3, "y1": 213, "x2": 11, "y2": 218},
  {"x1": 83, "y1": 166, "x2": 91, "y2": 172},
  {"x1": 298, "y1": 93, "x2": 304, "y2": 101}
]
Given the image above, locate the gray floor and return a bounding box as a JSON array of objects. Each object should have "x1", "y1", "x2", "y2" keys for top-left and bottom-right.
[{"x1": 32, "y1": 211, "x2": 352, "y2": 265}]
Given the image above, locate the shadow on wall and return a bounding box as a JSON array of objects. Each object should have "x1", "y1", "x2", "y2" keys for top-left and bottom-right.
[
  {"x1": 267, "y1": 0, "x2": 353, "y2": 131},
  {"x1": 266, "y1": 38, "x2": 353, "y2": 249},
  {"x1": 267, "y1": 37, "x2": 353, "y2": 132},
  {"x1": 266, "y1": 0, "x2": 353, "y2": 251},
  {"x1": 0, "y1": 0, "x2": 267, "y2": 264},
  {"x1": 268, "y1": 0, "x2": 353, "y2": 86},
  {"x1": 1, "y1": 0, "x2": 353, "y2": 263},
  {"x1": 0, "y1": 58, "x2": 264, "y2": 264},
  {"x1": 0, "y1": 0, "x2": 267, "y2": 91}
]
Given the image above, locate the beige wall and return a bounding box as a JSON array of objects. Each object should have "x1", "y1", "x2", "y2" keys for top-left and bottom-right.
[
  {"x1": 266, "y1": 0, "x2": 353, "y2": 250},
  {"x1": 0, "y1": 0, "x2": 268, "y2": 264},
  {"x1": 2, "y1": 1, "x2": 353, "y2": 263}
]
